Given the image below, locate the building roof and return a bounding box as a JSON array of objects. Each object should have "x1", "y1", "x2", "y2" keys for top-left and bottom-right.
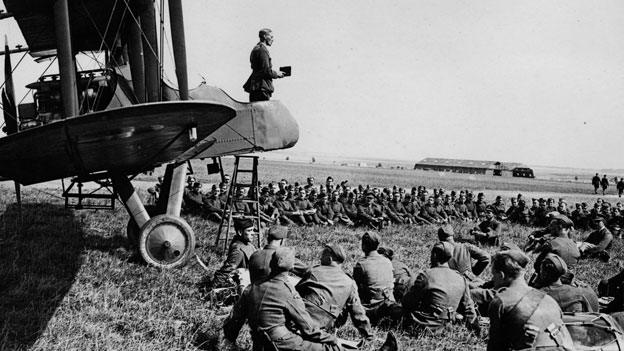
[{"x1": 414, "y1": 157, "x2": 526, "y2": 171}]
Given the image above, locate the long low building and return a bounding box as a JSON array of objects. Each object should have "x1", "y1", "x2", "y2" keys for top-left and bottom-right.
[{"x1": 413, "y1": 157, "x2": 534, "y2": 178}]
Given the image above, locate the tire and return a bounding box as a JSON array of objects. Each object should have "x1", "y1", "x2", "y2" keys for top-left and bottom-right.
[{"x1": 138, "y1": 214, "x2": 195, "y2": 269}]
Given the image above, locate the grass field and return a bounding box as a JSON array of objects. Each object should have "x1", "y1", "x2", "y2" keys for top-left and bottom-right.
[{"x1": 1, "y1": 159, "x2": 623, "y2": 350}]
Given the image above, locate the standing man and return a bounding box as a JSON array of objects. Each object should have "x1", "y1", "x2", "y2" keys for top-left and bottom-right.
[
  {"x1": 592, "y1": 173, "x2": 601, "y2": 194},
  {"x1": 243, "y1": 28, "x2": 286, "y2": 102},
  {"x1": 617, "y1": 177, "x2": 624, "y2": 198},
  {"x1": 601, "y1": 174, "x2": 610, "y2": 195}
]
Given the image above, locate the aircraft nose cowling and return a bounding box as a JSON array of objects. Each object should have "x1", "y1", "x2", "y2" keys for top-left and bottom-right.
[{"x1": 251, "y1": 100, "x2": 299, "y2": 151}]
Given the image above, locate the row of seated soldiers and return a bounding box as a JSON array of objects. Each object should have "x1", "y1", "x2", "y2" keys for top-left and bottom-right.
[
  {"x1": 215, "y1": 213, "x2": 621, "y2": 351},
  {"x1": 177, "y1": 175, "x2": 624, "y2": 236}
]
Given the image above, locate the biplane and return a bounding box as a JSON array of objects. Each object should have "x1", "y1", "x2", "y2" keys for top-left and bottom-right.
[{"x1": 0, "y1": 0, "x2": 299, "y2": 268}]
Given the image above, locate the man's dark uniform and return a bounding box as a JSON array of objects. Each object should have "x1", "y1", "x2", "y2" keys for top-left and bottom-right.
[
  {"x1": 243, "y1": 41, "x2": 280, "y2": 102},
  {"x1": 541, "y1": 281, "x2": 599, "y2": 313},
  {"x1": 448, "y1": 241, "x2": 490, "y2": 284},
  {"x1": 296, "y1": 263, "x2": 373, "y2": 338},
  {"x1": 224, "y1": 249, "x2": 338, "y2": 351},
  {"x1": 488, "y1": 285, "x2": 573, "y2": 350},
  {"x1": 402, "y1": 261, "x2": 479, "y2": 331},
  {"x1": 212, "y1": 234, "x2": 256, "y2": 287},
  {"x1": 353, "y1": 233, "x2": 398, "y2": 323},
  {"x1": 592, "y1": 174, "x2": 601, "y2": 193},
  {"x1": 579, "y1": 223, "x2": 613, "y2": 257},
  {"x1": 473, "y1": 216, "x2": 502, "y2": 246},
  {"x1": 249, "y1": 227, "x2": 309, "y2": 283}
]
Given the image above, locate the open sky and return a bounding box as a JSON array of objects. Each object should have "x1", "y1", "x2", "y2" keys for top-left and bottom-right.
[{"x1": 1, "y1": 1, "x2": 624, "y2": 169}]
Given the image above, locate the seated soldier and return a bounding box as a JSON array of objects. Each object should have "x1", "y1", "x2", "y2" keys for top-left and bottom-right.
[
  {"x1": 353, "y1": 232, "x2": 401, "y2": 324},
  {"x1": 295, "y1": 244, "x2": 373, "y2": 341},
  {"x1": 470, "y1": 206, "x2": 502, "y2": 246},
  {"x1": 378, "y1": 247, "x2": 415, "y2": 301},
  {"x1": 292, "y1": 188, "x2": 322, "y2": 225},
  {"x1": 314, "y1": 193, "x2": 335, "y2": 226},
  {"x1": 273, "y1": 190, "x2": 307, "y2": 225},
  {"x1": 182, "y1": 181, "x2": 205, "y2": 214},
  {"x1": 212, "y1": 218, "x2": 257, "y2": 288},
  {"x1": 224, "y1": 247, "x2": 340, "y2": 351},
  {"x1": 328, "y1": 190, "x2": 354, "y2": 226},
  {"x1": 248, "y1": 226, "x2": 309, "y2": 284},
  {"x1": 538, "y1": 253, "x2": 599, "y2": 313},
  {"x1": 487, "y1": 250, "x2": 574, "y2": 351},
  {"x1": 357, "y1": 193, "x2": 387, "y2": 229},
  {"x1": 437, "y1": 225, "x2": 490, "y2": 288},
  {"x1": 577, "y1": 215, "x2": 613, "y2": 261},
  {"x1": 529, "y1": 213, "x2": 580, "y2": 287},
  {"x1": 402, "y1": 242, "x2": 480, "y2": 333},
  {"x1": 202, "y1": 186, "x2": 225, "y2": 222}
]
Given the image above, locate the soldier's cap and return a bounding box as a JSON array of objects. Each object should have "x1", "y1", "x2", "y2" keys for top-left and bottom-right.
[
  {"x1": 500, "y1": 241, "x2": 521, "y2": 251},
  {"x1": 593, "y1": 215, "x2": 606, "y2": 223},
  {"x1": 549, "y1": 213, "x2": 574, "y2": 228},
  {"x1": 234, "y1": 218, "x2": 254, "y2": 231},
  {"x1": 192, "y1": 181, "x2": 202, "y2": 188},
  {"x1": 365, "y1": 192, "x2": 375, "y2": 199},
  {"x1": 362, "y1": 232, "x2": 380, "y2": 249},
  {"x1": 377, "y1": 246, "x2": 394, "y2": 260},
  {"x1": 432, "y1": 241, "x2": 454, "y2": 263},
  {"x1": 539, "y1": 198, "x2": 546, "y2": 203},
  {"x1": 496, "y1": 195, "x2": 502, "y2": 200},
  {"x1": 271, "y1": 247, "x2": 295, "y2": 272},
  {"x1": 485, "y1": 206, "x2": 495, "y2": 213},
  {"x1": 318, "y1": 192, "x2": 326, "y2": 198},
  {"x1": 497, "y1": 250, "x2": 530, "y2": 268},
  {"x1": 582, "y1": 202, "x2": 588, "y2": 207},
  {"x1": 324, "y1": 243, "x2": 346, "y2": 263},
  {"x1": 437, "y1": 225, "x2": 454, "y2": 240},
  {"x1": 541, "y1": 253, "x2": 568, "y2": 276},
  {"x1": 267, "y1": 226, "x2": 288, "y2": 240},
  {"x1": 307, "y1": 176, "x2": 314, "y2": 181},
  {"x1": 518, "y1": 199, "x2": 526, "y2": 205}
]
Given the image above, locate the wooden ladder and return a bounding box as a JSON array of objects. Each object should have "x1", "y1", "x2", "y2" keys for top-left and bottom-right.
[{"x1": 215, "y1": 155, "x2": 262, "y2": 252}]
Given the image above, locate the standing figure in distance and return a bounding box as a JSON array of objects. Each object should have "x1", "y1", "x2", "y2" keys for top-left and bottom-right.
[{"x1": 243, "y1": 28, "x2": 285, "y2": 102}]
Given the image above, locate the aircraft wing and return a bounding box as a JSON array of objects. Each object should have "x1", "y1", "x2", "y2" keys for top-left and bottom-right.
[
  {"x1": 0, "y1": 101, "x2": 235, "y2": 185},
  {"x1": 3, "y1": 0, "x2": 146, "y2": 55}
]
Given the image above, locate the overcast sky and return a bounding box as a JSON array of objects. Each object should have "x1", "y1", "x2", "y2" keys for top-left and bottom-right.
[{"x1": 2, "y1": 1, "x2": 624, "y2": 169}]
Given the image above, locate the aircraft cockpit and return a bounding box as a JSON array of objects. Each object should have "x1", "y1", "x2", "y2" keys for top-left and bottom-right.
[{"x1": 19, "y1": 68, "x2": 117, "y2": 130}]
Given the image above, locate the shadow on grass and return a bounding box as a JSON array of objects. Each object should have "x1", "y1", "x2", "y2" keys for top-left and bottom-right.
[{"x1": 0, "y1": 203, "x2": 84, "y2": 349}]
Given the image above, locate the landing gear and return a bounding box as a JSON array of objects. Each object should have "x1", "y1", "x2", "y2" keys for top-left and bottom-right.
[
  {"x1": 112, "y1": 162, "x2": 193, "y2": 269},
  {"x1": 138, "y1": 214, "x2": 195, "y2": 268}
]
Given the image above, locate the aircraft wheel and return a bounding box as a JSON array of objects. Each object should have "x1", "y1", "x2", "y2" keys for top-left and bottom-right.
[
  {"x1": 126, "y1": 219, "x2": 140, "y2": 247},
  {"x1": 139, "y1": 214, "x2": 195, "y2": 269}
]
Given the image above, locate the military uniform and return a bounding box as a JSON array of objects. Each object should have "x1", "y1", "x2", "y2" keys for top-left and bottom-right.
[
  {"x1": 224, "y1": 272, "x2": 339, "y2": 351},
  {"x1": 387, "y1": 259, "x2": 414, "y2": 301},
  {"x1": 249, "y1": 243, "x2": 309, "y2": 283},
  {"x1": 487, "y1": 284, "x2": 574, "y2": 351},
  {"x1": 473, "y1": 217, "x2": 502, "y2": 246},
  {"x1": 296, "y1": 264, "x2": 373, "y2": 338},
  {"x1": 402, "y1": 266, "x2": 479, "y2": 331},
  {"x1": 448, "y1": 241, "x2": 490, "y2": 284},
  {"x1": 213, "y1": 236, "x2": 256, "y2": 287},
  {"x1": 353, "y1": 250, "x2": 399, "y2": 323},
  {"x1": 578, "y1": 226, "x2": 613, "y2": 257},
  {"x1": 540, "y1": 281, "x2": 599, "y2": 312}
]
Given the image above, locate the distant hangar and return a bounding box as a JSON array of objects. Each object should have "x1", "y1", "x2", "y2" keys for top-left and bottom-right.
[{"x1": 413, "y1": 157, "x2": 535, "y2": 178}]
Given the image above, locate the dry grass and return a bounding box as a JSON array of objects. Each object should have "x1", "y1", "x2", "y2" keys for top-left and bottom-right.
[{"x1": 1, "y1": 160, "x2": 623, "y2": 350}]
